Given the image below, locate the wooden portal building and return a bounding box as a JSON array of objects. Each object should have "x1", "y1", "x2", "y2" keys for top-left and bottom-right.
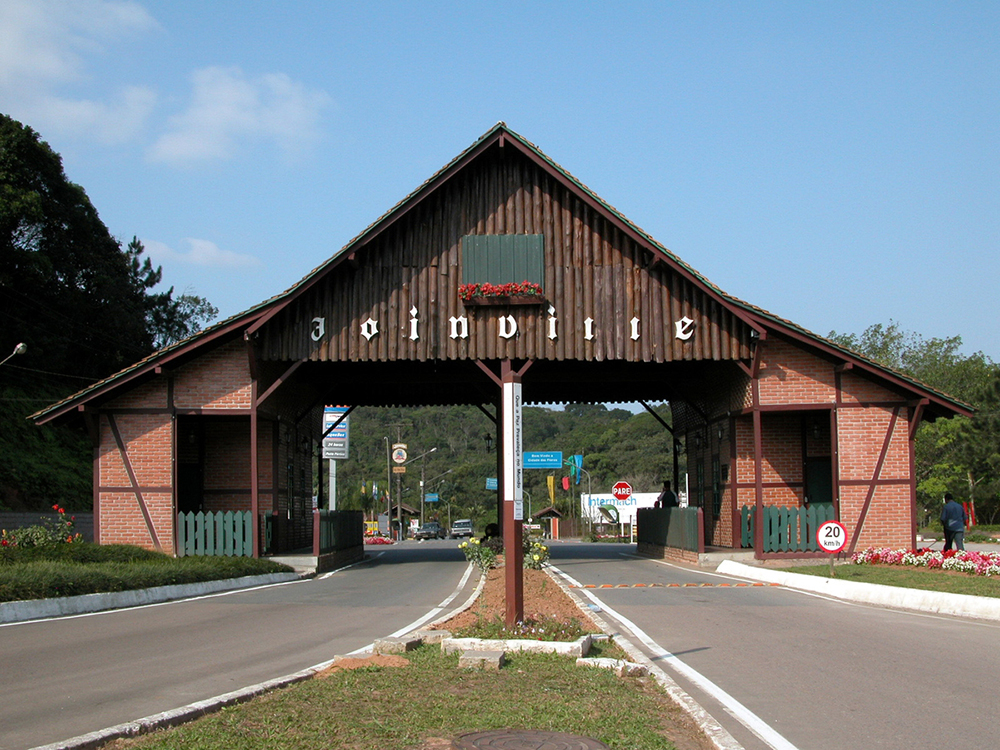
[{"x1": 33, "y1": 123, "x2": 970, "y2": 560}]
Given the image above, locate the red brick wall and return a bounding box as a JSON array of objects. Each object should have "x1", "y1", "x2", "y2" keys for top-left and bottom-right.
[
  {"x1": 837, "y1": 405, "x2": 912, "y2": 548},
  {"x1": 758, "y1": 339, "x2": 836, "y2": 405},
  {"x1": 174, "y1": 339, "x2": 253, "y2": 410},
  {"x1": 722, "y1": 339, "x2": 914, "y2": 551},
  {"x1": 98, "y1": 413, "x2": 174, "y2": 554},
  {"x1": 94, "y1": 338, "x2": 279, "y2": 555}
]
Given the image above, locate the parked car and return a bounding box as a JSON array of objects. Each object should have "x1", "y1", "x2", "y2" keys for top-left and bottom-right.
[
  {"x1": 413, "y1": 521, "x2": 446, "y2": 540},
  {"x1": 450, "y1": 519, "x2": 474, "y2": 538}
]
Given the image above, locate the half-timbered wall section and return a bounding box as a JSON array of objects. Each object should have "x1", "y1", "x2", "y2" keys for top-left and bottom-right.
[
  {"x1": 679, "y1": 335, "x2": 918, "y2": 551},
  {"x1": 92, "y1": 337, "x2": 319, "y2": 554},
  {"x1": 256, "y1": 146, "x2": 753, "y2": 366}
]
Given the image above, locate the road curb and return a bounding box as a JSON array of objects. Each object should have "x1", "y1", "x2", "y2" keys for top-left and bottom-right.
[
  {"x1": 717, "y1": 561, "x2": 1000, "y2": 621},
  {"x1": 0, "y1": 572, "x2": 303, "y2": 624}
]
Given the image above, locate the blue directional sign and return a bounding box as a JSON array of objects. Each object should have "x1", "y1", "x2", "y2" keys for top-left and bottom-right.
[
  {"x1": 523, "y1": 451, "x2": 563, "y2": 469},
  {"x1": 424, "y1": 493, "x2": 439, "y2": 503},
  {"x1": 485, "y1": 477, "x2": 498, "y2": 490}
]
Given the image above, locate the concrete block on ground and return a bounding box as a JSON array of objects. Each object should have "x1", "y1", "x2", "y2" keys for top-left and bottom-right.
[
  {"x1": 576, "y1": 657, "x2": 648, "y2": 677},
  {"x1": 441, "y1": 635, "x2": 591, "y2": 657},
  {"x1": 459, "y1": 650, "x2": 505, "y2": 671},
  {"x1": 416, "y1": 629, "x2": 451, "y2": 644},
  {"x1": 374, "y1": 636, "x2": 422, "y2": 654}
]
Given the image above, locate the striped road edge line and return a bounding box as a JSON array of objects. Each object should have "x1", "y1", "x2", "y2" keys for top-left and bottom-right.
[{"x1": 570, "y1": 582, "x2": 782, "y2": 588}]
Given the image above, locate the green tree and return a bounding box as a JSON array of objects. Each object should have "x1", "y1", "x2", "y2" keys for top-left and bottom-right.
[
  {"x1": 829, "y1": 321, "x2": 1000, "y2": 524},
  {"x1": 0, "y1": 114, "x2": 218, "y2": 509},
  {"x1": 126, "y1": 237, "x2": 218, "y2": 349}
]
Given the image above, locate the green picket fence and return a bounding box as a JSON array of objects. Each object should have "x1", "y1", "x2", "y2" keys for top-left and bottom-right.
[
  {"x1": 176, "y1": 511, "x2": 253, "y2": 557},
  {"x1": 740, "y1": 504, "x2": 836, "y2": 552}
]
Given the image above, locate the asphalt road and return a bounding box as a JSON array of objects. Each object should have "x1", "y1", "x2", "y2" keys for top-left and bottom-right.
[
  {"x1": 0, "y1": 543, "x2": 478, "y2": 750},
  {"x1": 4, "y1": 540, "x2": 997, "y2": 750},
  {"x1": 546, "y1": 542, "x2": 1000, "y2": 750}
]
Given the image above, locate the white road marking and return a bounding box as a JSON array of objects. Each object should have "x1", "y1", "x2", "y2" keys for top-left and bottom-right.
[{"x1": 552, "y1": 564, "x2": 802, "y2": 750}]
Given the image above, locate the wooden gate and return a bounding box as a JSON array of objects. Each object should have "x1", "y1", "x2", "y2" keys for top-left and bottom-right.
[
  {"x1": 176, "y1": 511, "x2": 253, "y2": 557},
  {"x1": 741, "y1": 504, "x2": 836, "y2": 552}
]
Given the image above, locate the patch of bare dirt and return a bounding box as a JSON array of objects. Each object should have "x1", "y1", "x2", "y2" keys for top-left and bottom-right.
[
  {"x1": 316, "y1": 653, "x2": 409, "y2": 677},
  {"x1": 435, "y1": 564, "x2": 598, "y2": 631}
]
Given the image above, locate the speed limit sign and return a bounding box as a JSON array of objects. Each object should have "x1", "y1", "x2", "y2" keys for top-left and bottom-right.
[{"x1": 817, "y1": 520, "x2": 847, "y2": 553}]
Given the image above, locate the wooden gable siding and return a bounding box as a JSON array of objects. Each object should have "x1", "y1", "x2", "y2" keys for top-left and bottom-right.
[{"x1": 257, "y1": 148, "x2": 752, "y2": 364}]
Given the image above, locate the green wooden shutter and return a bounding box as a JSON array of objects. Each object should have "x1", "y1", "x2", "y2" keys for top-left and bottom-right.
[{"x1": 461, "y1": 235, "x2": 544, "y2": 285}]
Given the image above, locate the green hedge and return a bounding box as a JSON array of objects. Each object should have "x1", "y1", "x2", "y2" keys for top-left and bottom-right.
[{"x1": 0, "y1": 543, "x2": 292, "y2": 602}]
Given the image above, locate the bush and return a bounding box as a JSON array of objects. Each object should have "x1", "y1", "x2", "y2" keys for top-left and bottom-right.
[
  {"x1": 0, "y1": 504, "x2": 83, "y2": 549},
  {"x1": 523, "y1": 537, "x2": 549, "y2": 569},
  {"x1": 0, "y1": 543, "x2": 292, "y2": 602},
  {"x1": 459, "y1": 537, "x2": 497, "y2": 572}
]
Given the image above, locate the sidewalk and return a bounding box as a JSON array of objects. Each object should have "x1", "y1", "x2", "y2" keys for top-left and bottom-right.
[{"x1": 716, "y1": 559, "x2": 1000, "y2": 622}]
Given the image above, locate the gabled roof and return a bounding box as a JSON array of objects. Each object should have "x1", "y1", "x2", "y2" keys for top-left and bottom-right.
[{"x1": 32, "y1": 123, "x2": 972, "y2": 425}]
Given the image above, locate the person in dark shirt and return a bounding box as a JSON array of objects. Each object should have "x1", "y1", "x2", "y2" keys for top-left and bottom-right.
[
  {"x1": 656, "y1": 480, "x2": 679, "y2": 508},
  {"x1": 940, "y1": 492, "x2": 968, "y2": 552}
]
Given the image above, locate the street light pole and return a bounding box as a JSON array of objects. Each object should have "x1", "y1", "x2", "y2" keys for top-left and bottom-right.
[
  {"x1": 383, "y1": 437, "x2": 391, "y2": 534},
  {"x1": 566, "y1": 459, "x2": 592, "y2": 530},
  {"x1": 402, "y1": 447, "x2": 437, "y2": 536},
  {"x1": 423, "y1": 469, "x2": 452, "y2": 524},
  {"x1": 0, "y1": 342, "x2": 26, "y2": 368}
]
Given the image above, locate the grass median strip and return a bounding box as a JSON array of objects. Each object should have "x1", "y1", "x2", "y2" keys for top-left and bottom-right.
[{"x1": 104, "y1": 645, "x2": 697, "y2": 750}]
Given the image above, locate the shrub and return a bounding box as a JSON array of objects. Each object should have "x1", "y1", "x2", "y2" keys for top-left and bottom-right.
[
  {"x1": 0, "y1": 505, "x2": 83, "y2": 549},
  {"x1": 459, "y1": 537, "x2": 497, "y2": 572}
]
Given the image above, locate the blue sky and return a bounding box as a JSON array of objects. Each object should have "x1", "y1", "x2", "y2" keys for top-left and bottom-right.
[{"x1": 2, "y1": 1, "x2": 997, "y2": 357}]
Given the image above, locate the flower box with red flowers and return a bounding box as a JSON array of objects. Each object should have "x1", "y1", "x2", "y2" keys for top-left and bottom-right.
[{"x1": 459, "y1": 281, "x2": 545, "y2": 306}]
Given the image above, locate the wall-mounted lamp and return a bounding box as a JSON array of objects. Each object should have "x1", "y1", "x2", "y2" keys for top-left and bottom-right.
[
  {"x1": 717, "y1": 425, "x2": 724, "y2": 441},
  {"x1": 483, "y1": 433, "x2": 493, "y2": 452}
]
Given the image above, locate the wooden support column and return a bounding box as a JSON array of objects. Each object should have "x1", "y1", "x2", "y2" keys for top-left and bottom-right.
[
  {"x1": 250, "y1": 379, "x2": 260, "y2": 558},
  {"x1": 501, "y1": 360, "x2": 526, "y2": 627}
]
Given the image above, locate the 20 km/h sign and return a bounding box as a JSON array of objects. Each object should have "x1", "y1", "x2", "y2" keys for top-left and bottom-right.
[
  {"x1": 611, "y1": 481, "x2": 632, "y2": 501},
  {"x1": 817, "y1": 520, "x2": 847, "y2": 553}
]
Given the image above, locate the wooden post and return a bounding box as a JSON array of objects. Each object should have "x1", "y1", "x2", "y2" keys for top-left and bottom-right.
[{"x1": 501, "y1": 360, "x2": 525, "y2": 626}]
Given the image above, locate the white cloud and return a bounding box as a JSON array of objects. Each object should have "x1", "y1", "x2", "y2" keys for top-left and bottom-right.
[
  {"x1": 144, "y1": 238, "x2": 262, "y2": 270},
  {"x1": 148, "y1": 66, "x2": 331, "y2": 166},
  {"x1": 0, "y1": 0, "x2": 158, "y2": 141}
]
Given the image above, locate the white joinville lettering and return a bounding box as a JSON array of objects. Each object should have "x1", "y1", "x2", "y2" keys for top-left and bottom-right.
[
  {"x1": 449, "y1": 316, "x2": 469, "y2": 339},
  {"x1": 675, "y1": 316, "x2": 696, "y2": 341},
  {"x1": 630, "y1": 317, "x2": 640, "y2": 341},
  {"x1": 547, "y1": 305, "x2": 558, "y2": 340},
  {"x1": 584, "y1": 317, "x2": 595, "y2": 341},
  {"x1": 311, "y1": 317, "x2": 326, "y2": 342},
  {"x1": 498, "y1": 315, "x2": 518, "y2": 339},
  {"x1": 408, "y1": 306, "x2": 419, "y2": 341},
  {"x1": 361, "y1": 318, "x2": 379, "y2": 341}
]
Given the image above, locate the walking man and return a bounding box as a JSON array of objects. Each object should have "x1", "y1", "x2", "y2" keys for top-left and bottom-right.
[{"x1": 940, "y1": 492, "x2": 967, "y2": 552}]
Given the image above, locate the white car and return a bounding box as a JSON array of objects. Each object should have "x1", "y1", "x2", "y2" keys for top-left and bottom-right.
[{"x1": 450, "y1": 519, "x2": 474, "y2": 538}]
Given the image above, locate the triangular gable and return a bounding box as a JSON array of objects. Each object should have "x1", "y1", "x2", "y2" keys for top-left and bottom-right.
[{"x1": 32, "y1": 123, "x2": 971, "y2": 424}]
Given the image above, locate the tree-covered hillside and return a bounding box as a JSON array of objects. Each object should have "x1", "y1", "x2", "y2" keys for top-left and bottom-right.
[{"x1": 328, "y1": 403, "x2": 677, "y2": 531}]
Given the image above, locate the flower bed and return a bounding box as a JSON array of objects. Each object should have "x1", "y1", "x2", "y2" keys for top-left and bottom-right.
[
  {"x1": 459, "y1": 281, "x2": 544, "y2": 305},
  {"x1": 852, "y1": 547, "x2": 1000, "y2": 577},
  {"x1": 365, "y1": 535, "x2": 395, "y2": 545}
]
